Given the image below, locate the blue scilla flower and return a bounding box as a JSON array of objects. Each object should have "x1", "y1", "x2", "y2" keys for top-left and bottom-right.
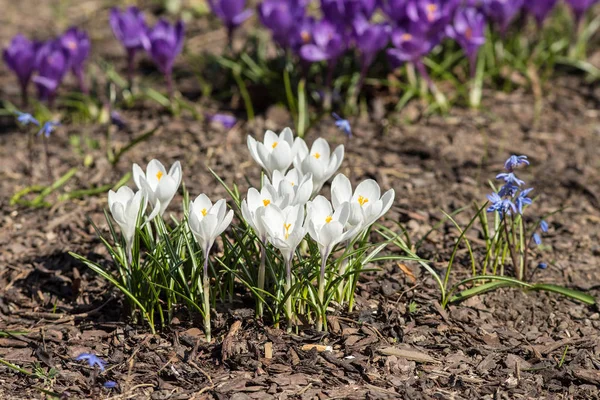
[
  {"x1": 515, "y1": 188, "x2": 533, "y2": 214},
  {"x1": 533, "y1": 232, "x2": 542, "y2": 245},
  {"x1": 15, "y1": 111, "x2": 39, "y2": 126},
  {"x1": 540, "y1": 220, "x2": 549, "y2": 232},
  {"x1": 333, "y1": 113, "x2": 352, "y2": 138},
  {"x1": 504, "y1": 155, "x2": 529, "y2": 172},
  {"x1": 487, "y1": 192, "x2": 516, "y2": 215},
  {"x1": 537, "y1": 262, "x2": 547, "y2": 269},
  {"x1": 496, "y1": 172, "x2": 525, "y2": 186},
  {"x1": 75, "y1": 353, "x2": 106, "y2": 371},
  {"x1": 37, "y1": 121, "x2": 61, "y2": 138},
  {"x1": 103, "y1": 381, "x2": 117, "y2": 389},
  {"x1": 498, "y1": 183, "x2": 518, "y2": 197}
]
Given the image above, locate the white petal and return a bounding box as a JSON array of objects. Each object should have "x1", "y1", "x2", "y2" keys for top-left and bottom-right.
[
  {"x1": 132, "y1": 163, "x2": 145, "y2": 191},
  {"x1": 168, "y1": 161, "x2": 182, "y2": 188},
  {"x1": 280, "y1": 127, "x2": 294, "y2": 147},
  {"x1": 263, "y1": 130, "x2": 279, "y2": 148},
  {"x1": 331, "y1": 174, "x2": 352, "y2": 209}
]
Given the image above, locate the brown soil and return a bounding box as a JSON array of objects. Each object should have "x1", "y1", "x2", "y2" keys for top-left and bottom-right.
[{"x1": 1, "y1": 1, "x2": 600, "y2": 399}]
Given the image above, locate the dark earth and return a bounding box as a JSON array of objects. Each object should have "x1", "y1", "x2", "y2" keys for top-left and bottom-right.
[{"x1": 1, "y1": 1, "x2": 600, "y2": 399}]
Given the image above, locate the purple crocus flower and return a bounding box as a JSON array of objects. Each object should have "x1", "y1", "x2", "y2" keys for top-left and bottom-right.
[
  {"x1": 353, "y1": 17, "x2": 390, "y2": 69},
  {"x1": 321, "y1": 0, "x2": 378, "y2": 25},
  {"x1": 209, "y1": 0, "x2": 253, "y2": 41},
  {"x1": 60, "y1": 27, "x2": 91, "y2": 93},
  {"x1": 482, "y1": 0, "x2": 524, "y2": 35},
  {"x1": 406, "y1": 0, "x2": 458, "y2": 35},
  {"x1": 299, "y1": 20, "x2": 345, "y2": 63},
  {"x1": 3, "y1": 34, "x2": 37, "y2": 106},
  {"x1": 258, "y1": 0, "x2": 308, "y2": 48},
  {"x1": 110, "y1": 7, "x2": 149, "y2": 84},
  {"x1": 208, "y1": 113, "x2": 237, "y2": 129},
  {"x1": 380, "y1": 0, "x2": 409, "y2": 23},
  {"x1": 446, "y1": 7, "x2": 486, "y2": 77},
  {"x1": 33, "y1": 40, "x2": 70, "y2": 104},
  {"x1": 523, "y1": 0, "x2": 558, "y2": 27},
  {"x1": 386, "y1": 24, "x2": 436, "y2": 68},
  {"x1": 565, "y1": 0, "x2": 599, "y2": 25},
  {"x1": 146, "y1": 19, "x2": 185, "y2": 96}
]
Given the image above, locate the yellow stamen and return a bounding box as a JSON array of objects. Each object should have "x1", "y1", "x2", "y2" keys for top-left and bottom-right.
[
  {"x1": 325, "y1": 216, "x2": 332, "y2": 223},
  {"x1": 301, "y1": 31, "x2": 311, "y2": 44},
  {"x1": 465, "y1": 27, "x2": 473, "y2": 40},
  {"x1": 272, "y1": 141, "x2": 278, "y2": 149},
  {"x1": 314, "y1": 152, "x2": 321, "y2": 159},
  {"x1": 263, "y1": 199, "x2": 271, "y2": 207},
  {"x1": 358, "y1": 196, "x2": 369, "y2": 206},
  {"x1": 290, "y1": 181, "x2": 295, "y2": 187},
  {"x1": 201, "y1": 208, "x2": 207, "y2": 217},
  {"x1": 156, "y1": 171, "x2": 164, "y2": 181},
  {"x1": 284, "y1": 223, "x2": 291, "y2": 239},
  {"x1": 427, "y1": 4, "x2": 437, "y2": 21},
  {"x1": 67, "y1": 41, "x2": 77, "y2": 50},
  {"x1": 401, "y1": 33, "x2": 413, "y2": 41}
]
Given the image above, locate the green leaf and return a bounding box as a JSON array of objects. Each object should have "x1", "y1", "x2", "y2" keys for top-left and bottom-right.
[
  {"x1": 449, "y1": 281, "x2": 520, "y2": 303},
  {"x1": 530, "y1": 284, "x2": 596, "y2": 306}
]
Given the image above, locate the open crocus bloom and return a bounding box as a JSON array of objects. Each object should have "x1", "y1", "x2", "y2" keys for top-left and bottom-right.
[
  {"x1": 188, "y1": 194, "x2": 234, "y2": 256},
  {"x1": 293, "y1": 137, "x2": 344, "y2": 196},
  {"x1": 241, "y1": 183, "x2": 288, "y2": 241},
  {"x1": 263, "y1": 204, "x2": 306, "y2": 263},
  {"x1": 331, "y1": 174, "x2": 395, "y2": 231},
  {"x1": 108, "y1": 186, "x2": 147, "y2": 256},
  {"x1": 306, "y1": 196, "x2": 357, "y2": 258},
  {"x1": 247, "y1": 127, "x2": 297, "y2": 178},
  {"x1": 132, "y1": 159, "x2": 182, "y2": 216},
  {"x1": 264, "y1": 168, "x2": 313, "y2": 206}
]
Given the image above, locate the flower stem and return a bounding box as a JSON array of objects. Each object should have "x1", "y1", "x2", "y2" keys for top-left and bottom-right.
[
  {"x1": 127, "y1": 49, "x2": 136, "y2": 89},
  {"x1": 316, "y1": 251, "x2": 328, "y2": 332},
  {"x1": 256, "y1": 240, "x2": 266, "y2": 319},
  {"x1": 284, "y1": 256, "x2": 293, "y2": 332},
  {"x1": 202, "y1": 254, "x2": 211, "y2": 343}
]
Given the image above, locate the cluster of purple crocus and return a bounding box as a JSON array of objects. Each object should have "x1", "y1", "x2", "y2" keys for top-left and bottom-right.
[
  {"x1": 110, "y1": 7, "x2": 184, "y2": 95},
  {"x1": 3, "y1": 28, "x2": 90, "y2": 106},
  {"x1": 209, "y1": 0, "x2": 599, "y2": 93}
]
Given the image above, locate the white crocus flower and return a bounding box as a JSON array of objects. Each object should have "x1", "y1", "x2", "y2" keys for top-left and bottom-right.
[
  {"x1": 293, "y1": 137, "x2": 344, "y2": 196},
  {"x1": 263, "y1": 168, "x2": 313, "y2": 206},
  {"x1": 247, "y1": 127, "x2": 296, "y2": 178},
  {"x1": 132, "y1": 159, "x2": 182, "y2": 217},
  {"x1": 107, "y1": 186, "x2": 147, "y2": 262},
  {"x1": 188, "y1": 194, "x2": 234, "y2": 257},
  {"x1": 241, "y1": 183, "x2": 288, "y2": 242},
  {"x1": 331, "y1": 174, "x2": 395, "y2": 232}
]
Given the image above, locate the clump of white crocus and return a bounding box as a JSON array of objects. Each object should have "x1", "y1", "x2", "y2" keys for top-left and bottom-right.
[
  {"x1": 247, "y1": 127, "x2": 298, "y2": 179},
  {"x1": 331, "y1": 174, "x2": 395, "y2": 232},
  {"x1": 188, "y1": 194, "x2": 234, "y2": 342},
  {"x1": 263, "y1": 204, "x2": 306, "y2": 329},
  {"x1": 294, "y1": 137, "x2": 344, "y2": 196},
  {"x1": 107, "y1": 186, "x2": 147, "y2": 263},
  {"x1": 306, "y1": 196, "x2": 358, "y2": 331},
  {"x1": 133, "y1": 159, "x2": 182, "y2": 217},
  {"x1": 264, "y1": 168, "x2": 313, "y2": 207},
  {"x1": 241, "y1": 183, "x2": 289, "y2": 318}
]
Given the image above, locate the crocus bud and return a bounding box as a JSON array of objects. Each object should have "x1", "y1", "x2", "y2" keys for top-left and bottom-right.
[
  {"x1": 2, "y1": 34, "x2": 36, "y2": 104},
  {"x1": 60, "y1": 27, "x2": 91, "y2": 93},
  {"x1": 209, "y1": 0, "x2": 253, "y2": 36},
  {"x1": 146, "y1": 19, "x2": 185, "y2": 95},
  {"x1": 33, "y1": 40, "x2": 70, "y2": 103}
]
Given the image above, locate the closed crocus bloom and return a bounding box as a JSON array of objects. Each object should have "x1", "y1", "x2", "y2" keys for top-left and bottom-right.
[
  {"x1": 108, "y1": 186, "x2": 147, "y2": 259},
  {"x1": 300, "y1": 20, "x2": 345, "y2": 63},
  {"x1": 60, "y1": 27, "x2": 90, "y2": 93},
  {"x1": 446, "y1": 7, "x2": 486, "y2": 77},
  {"x1": 3, "y1": 34, "x2": 36, "y2": 105},
  {"x1": 482, "y1": 0, "x2": 524, "y2": 35},
  {"x1": 565, "y1": 0, "x2": 599, "y2": 24},
  {"x1": 241, "y1": 183, "x2": 288, "y2": 241},
  {"x1": 293, "y1": 137, "x2": 344, "y2": 196},
  {"x1": 209, "y1": 0, "x2": 253, "y2": 33},
  {"x1": 259, "y1": 0, "x2": 307, "y2": 47},
  {"x1": 353, "y1": 17, "x2": 390, "y2": 69},
  {"x1": 321, "y1": 0, "x2": 377, "y2": 24},
  {"x1": 188, "y1": 194, "x2": 234, "y2": 255},
  {"x1": 264, "y1": 168, "x2": 313, "y2": 206},
  {"x1": 247, "y1": 127, "x2": 296, "y2": 178},
  {"x1": 33, "y1": 40, "x2": 70, "y2": 103},
  {"x1": 132, "y1": 159, "x2": 182, "y2": 217},
  {"x1": 264, "y1": 204, "x2": 306, "y2": 263},
  {"x1": 523, "y1": 0, "x2": 558, "y2": 27},
  {"x1": 147, "y1": 19, "x2": 184, "y2": 94},
  {"x1": 380, "y1": 0, "x2": 409, "y2": 22},
  {"x1": 110, "y1": 7, "x2": 149, "y2": 51}
]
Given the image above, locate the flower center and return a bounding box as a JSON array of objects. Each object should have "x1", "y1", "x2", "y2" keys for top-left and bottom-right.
[
  {"x1": 67, "y1": 40, "x2": 77, "y2": 50},
  {"x1": 325, "y1": 216, "x2": 332, "y2": 223},
  {"x1": 263, "y1": 199, "x2": 271, "y2": 207},
  {"x1": 201, "y1": 208, "x2": 207, "y2": 217},
  {"x1": 156, "y1": 171, "x2": 164, "y2": 181},
  {"x1": 284, "y1": 223, "x2": 291, "y2": 239},
  {"x1": 358, "y1": 196, "x2": 369, "y2": 206},
  {"x1": 401, "y1": 33, "x2": 413, "y2": 41},
  {"x1": 465, "y1": 27, "x2": 473, "y2": 40},
  {"x1": 301, "y1": 31, "x2": 311, "y2": 44},
  {"x1": 272, "y1": 142, "x2": 278, "y2": 149},
  {"x1": 426, "y1": 4, "x2": 438, "y2": 21},
  {"x1": 313, "y1": 152, "x2": 321, "y2": 159}
]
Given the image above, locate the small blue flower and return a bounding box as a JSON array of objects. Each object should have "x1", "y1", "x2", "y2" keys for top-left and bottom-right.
[
  {"x1": 15, "y1": 111, "x2": 40, "y2": 126},
  {"x1": 537, "y1": 262, "x2": 547, "y2": 270},
  {"x1": 540, "y1": 220, "x2": 549, "y2": 233},
  {"x1": 533, "y1": 232, "x2": 542, "y2": 245},
  {"x1": 37, "y1": 121, "x2": 61, "y2": 138},
  {"x1": 208, "y1": 113, "x2": 237, "y2": 129},
  {"x1": 487, "y1": 192, "x2": 516, "y2": 216},
  {"x1": 75, "y1": 353, "x2": 106, "y2": 371},
  {"x1": 498, "y1": 183, "x2": 518, "y2": 198},
  {"x1": 103, "y1": 381, "x2": 117, "y2": 389},
  {"x1": 504, "y1": 155, "x2": 529, "y2": 172},
  {"x1": 496, "y1": 172, "x2": 525, "y2": 186},
  {"x1": 333, "y1": 113, "x2": 351, "y2": 138},
  {"x1": 515, "y1": 188, "x2": 533, "y2": 214}
]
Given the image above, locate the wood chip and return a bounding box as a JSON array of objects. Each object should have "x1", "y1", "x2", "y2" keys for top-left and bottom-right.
[
  {"x1": 301, "y1": 344, "x2": 332, "y2": 353},
  {"x1": 378, "y1": 347, "x2": 439, "y2": 363},
  {"x1": 264, "y1": 342, "x2": 273, "y2": 359}
]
